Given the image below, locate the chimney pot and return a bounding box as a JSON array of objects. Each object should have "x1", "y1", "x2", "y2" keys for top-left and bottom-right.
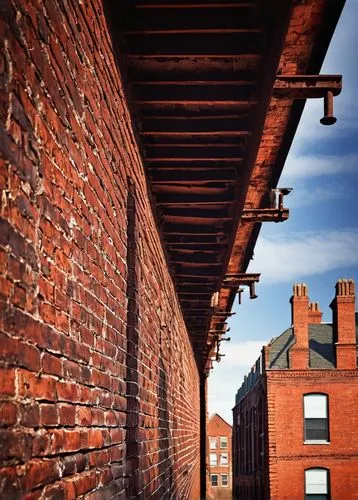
[
  {"x1": 289, "y1": 283, "x2": 309, "y2": 369},
  {"x1": 308, "y1": 302, "x2": 323, "y2": 324},
  {"x1": 332, "y1": 279, "x2": 356, "y2": 369}
]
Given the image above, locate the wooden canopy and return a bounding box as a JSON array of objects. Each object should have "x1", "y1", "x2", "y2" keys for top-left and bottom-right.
[{"x1": 105, "y1": 0, "x2": 344, "y2": 372}]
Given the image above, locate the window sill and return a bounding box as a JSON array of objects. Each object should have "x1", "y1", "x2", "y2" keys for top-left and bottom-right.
[{"x1": 304, "y1": 440, "x2": 330, "y2": 445}]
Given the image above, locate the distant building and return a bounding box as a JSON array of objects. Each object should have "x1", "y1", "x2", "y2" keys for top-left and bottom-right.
[
  {"x1": 232, "y1": 279, "x2": 358, "y2": 500},
  {"x1": 207, "y1": 413, "x2": 233, "y2": 499}
]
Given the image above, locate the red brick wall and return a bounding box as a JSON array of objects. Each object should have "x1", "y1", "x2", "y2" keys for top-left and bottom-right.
[
  {"x1": 0, "y1": 1, "x2": 200, "y2": 497},
  {"x1": 232, "y1": 378, "x2": 268, "y2": 500},
  {"x1": 267, "y1": 371, "x2": 358, "y2": 500}
]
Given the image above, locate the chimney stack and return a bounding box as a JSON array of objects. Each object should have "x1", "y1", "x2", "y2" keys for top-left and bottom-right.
[
  {"x1": 289, "y1": 284, "x2": 309, "y2": 369},
  {"x1": 330, "y1": 279, "x2": 356, "y2": 369},
  {"x1": 308, "y1": 302, "x2": 323, "y2": 324}
]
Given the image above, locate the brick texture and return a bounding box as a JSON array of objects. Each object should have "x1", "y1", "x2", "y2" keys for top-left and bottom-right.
[
  {"x1": 267, "y1": 372, "x2": 358, "y2": 500},
  {"x1": 0, "y1": 1, "x2": 200, "y2": 498}
]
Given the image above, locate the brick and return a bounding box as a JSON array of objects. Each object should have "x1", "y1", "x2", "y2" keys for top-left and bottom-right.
[
  {"x1": 0, "y1": 367, "x2": 15, "y2": 396},
  {"x1": 0, "y1": 401, "x2": 18, "y2": 426},
  {"x1": 41, "y1": 352, "x2": 63, "y2": 378},
  {"x1": 18, "y1": 370, "x2": 57, "y2": 401},
  {"x1": 0, "y1": 430, "x2": 32, "y2": 460},
  {"x1": 57, "y1": 403, "x2": 76, "y2": 426},
  {"x1": 0, "y1": 334, "x2": 41, "y2": 371},
  {"x1": 20, "y1": 403, "x2": 40, "y2": 428},
  {"x1": 39, "y1": 404, "x2": 58, "y2": 427},
  {"x1": 0, "y1": 467, "x2": 20, "y2": 498},
  {"x1": 23, "y1": 459, "x2": 61, "y2": 490},
  {"x1": 73, "y1": 471, "x2": 98, "y2": 497}
]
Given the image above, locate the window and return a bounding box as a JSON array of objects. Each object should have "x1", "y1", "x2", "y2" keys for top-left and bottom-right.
[
  {"x1": 210, "y1": 453, "x2": 217, "y2": 466},
  {"x1": 304, "y1": 394, "x2": 329, "y2": 442},
  {"x1": 305, "y1": 468, "x2": 329, "y2": 499},
  {"x1": 220, "y1": 436, "x2": 228, "y2": 448},
  {"x1": 221, "y1": 473, "x2": 228, "y2": 487},
  {"x1": 211, "y1": 474, "x2": 218, "y2": 487},
  {"x1": 209, "y1": 437, "x2": 217, "y2": 449},
  {"x1": 220, "y1": 453, "x2": 228, "y2": 466}
]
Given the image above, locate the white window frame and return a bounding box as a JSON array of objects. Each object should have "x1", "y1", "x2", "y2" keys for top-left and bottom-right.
[
  {"x1": 209, "y1": 453, "x2": 217, "y2": 466},
  {"x1": 220, "y1": 452, "x2": 228, "y2": 466},
  {"x1": 221, "y1": 473, "x2": 229, "y2": 487},
  {"x1": 210, "y1": 474, "x2": 218, "y2": 487},
  {"x1": 220, "y1": 436, "x2": 228, "y2": 449},
  {"x1": 304, "y1": 393, "x2": 329, "y2": 444},
  {"x1": 209, "y1": 436, "x2": 217, "y2": 449},
  {"x1": 305, "y1": 468, "x2": 329, "y2": 499}
]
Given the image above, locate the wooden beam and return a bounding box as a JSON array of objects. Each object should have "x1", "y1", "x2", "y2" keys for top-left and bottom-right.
[
  {"x1": 135, "y1": 100, "x2": 254, "y2": 106},
  {"x1": 134, "y1": 81, "x2": 255, "y2": 86},
  {"x1": 174, "y1": 270, "x2": 219, "y2": 278},
  {"x1": 146, "y1": 157, "x2": 243, "y2": 163},
  {"x1": 141, "y1": 131, "x2": 250, "y2": 137},
  {"x1": 134, "y1": 4, "x2": 256, "y2": 10},
  {"x1": 126, "y1": 33, "x2": 263, "y2": 56},
  {"x1": 150, "y1": 170, "x2": 237, "y2": 183},
  {"x1": 141, "y1": 115, "x2": 249, "y2": 133},
  {"x1": 126, "y1": 55, "x2": 262, "y2": 76},
  {"x1": 125, "y1": 29, "x2": 262, "y2": 35},
  {"x1": 163, "y1": 207, "x2": 231, "y2": 218},
  {"x1": 163, "y1": 215, "x2": 231, "y2": 225},
  {"x1": 172, "y1": 261, "x2": 222, "y2": 267},
  {"x1": 158, "y1": 201, "x2": 234, "y2": 207}
]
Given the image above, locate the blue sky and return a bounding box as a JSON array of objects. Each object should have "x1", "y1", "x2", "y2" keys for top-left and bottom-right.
[{"x1": 208, "y1": 0, "x2": 358, "y2": 424}]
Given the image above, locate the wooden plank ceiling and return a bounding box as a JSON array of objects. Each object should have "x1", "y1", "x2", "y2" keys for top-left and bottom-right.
[{"x1": 106, "y1": 0, "x2": 345, "y2": 373}]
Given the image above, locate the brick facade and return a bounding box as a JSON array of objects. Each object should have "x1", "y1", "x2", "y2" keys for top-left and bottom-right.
[
  {"x1": 207, "y1": 414, "x2": 232, "y2": 500},
  {"x1": 0, "y1": 1, "x2": 200, "y2": 497},
  {"x1": 233, "y1": 280, "x2": 358, "y2": 500}
]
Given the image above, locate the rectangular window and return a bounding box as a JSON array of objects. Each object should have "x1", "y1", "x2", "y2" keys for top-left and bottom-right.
[
  {"x1": 211, "y1": 474, "x2": 218, "y2": 487},
  {"x1": 209, "y1": 437, "x2": 217, "y2": 449},
  {"x1": 220, "y1": 453, "x2": 228, "y2": 466},
  {"x1": 210, "y1": 453, "x2": 217, "y2": 466},
  {"x1": 304, "y1": 394, "x2": 329, "y2": 442},
  {"x1": 221, "y1": 473, "x2": 228, "y2": 487},
  {"x1": 220, "y1": 436, "x2": 228, "y2": 448},
  {"x1": 305, "y1": 468, "x2": 328, "y2": 499}
]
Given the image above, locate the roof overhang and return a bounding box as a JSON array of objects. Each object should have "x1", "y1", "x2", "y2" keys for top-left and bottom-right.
[{"x1": 104, "y1": 0, "x2": 345, "y2": 373}]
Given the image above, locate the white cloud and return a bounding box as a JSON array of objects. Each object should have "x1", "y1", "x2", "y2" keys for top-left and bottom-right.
[
  {"x1": 282, "y1": 152, "x2": 358, "y2": 180},
  {"x1": 249, "y1": 229, "x2": 358, "y2": 284},
  {"x1": 287, "y1": 182, "x2": 354, "y2": 207},
  {"x1": 283, "y1": 0, "x2": 358, "y2": 158},
  {"x1": 208, "y1": 340, "x2": 265, "y2": 424}
]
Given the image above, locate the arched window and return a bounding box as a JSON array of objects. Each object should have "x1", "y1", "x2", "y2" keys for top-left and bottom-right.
[
  {"x1": 305, "y1": 468, "x2": 329, "y2": 499},
  {"x1": 304, "y1": 394, "x2": 329, "y2": 443}
]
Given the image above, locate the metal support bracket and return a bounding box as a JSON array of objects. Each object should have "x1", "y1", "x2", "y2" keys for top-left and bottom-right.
[
  {"x1": 223, "y1": 273, "x2": 260, "y2": 299},
  {"x1": 212, "y1": 310, "x2": 236, "y2": 318},
  {"x1": 242, "y1": 187, "x2": 292, "y2": 223},
  {"x1": 273, "y1": 74, "x2": 342, "y2": 125}
]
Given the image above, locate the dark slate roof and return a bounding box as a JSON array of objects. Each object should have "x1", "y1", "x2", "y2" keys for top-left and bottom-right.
[
  {"x1": 268, "y1": 321, "x2": 358, "y2": 369},
  {"x1": 235, "y1": 315, "x2": 358, "y2": 406}
]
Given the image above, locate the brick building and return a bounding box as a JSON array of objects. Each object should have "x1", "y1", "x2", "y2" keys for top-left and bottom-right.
[
  {"x1": 0, "y1": 0, "x2": 345, "y2": 498},
  {"x1": 207, "y1": 413, "x2": 232, "y2": 499},
  {"x1": 232, "y1": 279, "x2": 358, "y2": 500}
]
